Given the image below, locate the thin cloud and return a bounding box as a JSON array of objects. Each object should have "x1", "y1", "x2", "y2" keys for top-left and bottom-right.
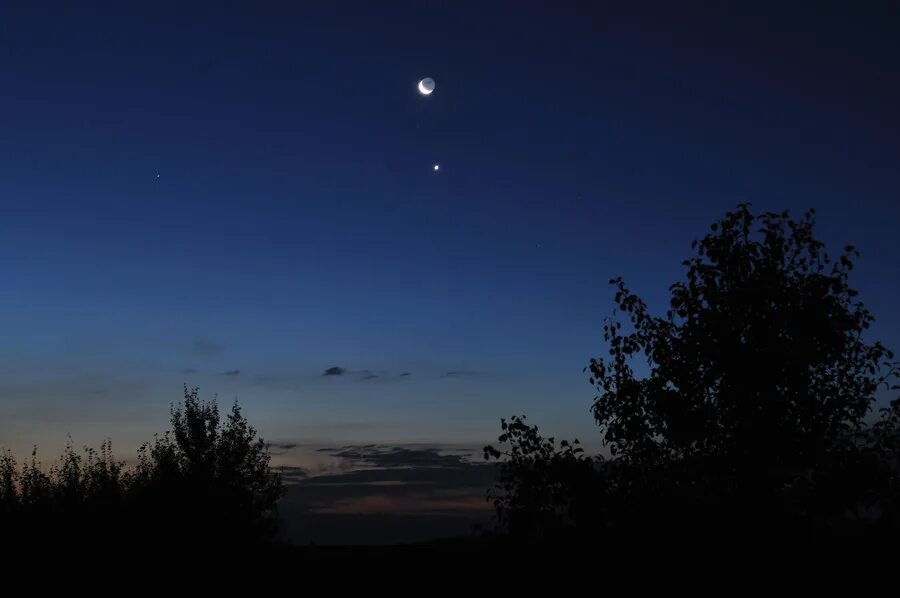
[
  {"x1": 327, "y1": 446, "x2": 477, "y2": 469},
  {"x1": 277, "y1": 466, "x2": 309, "y2": 483},
  {"x1": 359, "y1": 370, "x2": 412, "y2": 382},
  {"x1": 221, "y1": 370, "x2": 240, "y2": 376},
  {"x1": 277, "y1": 443, "x2": 497, "y2": 545},
  {"x1": 270, "y1": 442, "x2": 298, "y2": 450},
  {"x1": 317, "y1": 444, "x2": 377, "y2": 453},
  {"x1": 442, "y1": 370, "x2": 478, "y2": 378},
  {"x1": 191, "y1": 340, "x2": 223, "y2": 357},
  {"x1": 181, "y1": 368, "x2": 198, "y2": 375},
  {"x1": 268, "y1": 442, "x2": 299, "y2": 456},
  {"x1": 322, "y1": 367, "x2": 411, "y2": 382}
]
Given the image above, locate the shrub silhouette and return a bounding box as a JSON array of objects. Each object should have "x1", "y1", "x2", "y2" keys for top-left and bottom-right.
[
  {"x1": 0, "y1": 386, "x2": 284, "y2": 551},
  {"x1": 486, "y1": 205, "x2": 899, "y2": 545},
  {"x1": 484, "y1": 416, "x2": 605, "y2": 538}
]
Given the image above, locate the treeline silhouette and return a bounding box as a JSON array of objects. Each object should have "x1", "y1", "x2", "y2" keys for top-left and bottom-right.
[
  {"x1": 0, "y1": 387, "x2": 284, "y2": 552},
  {"x1": 485, "y1": 205, "x2": 900, "y2": 548},
  {"x1": 3, "y1": 204, "x2": 899, "y2": 554}
]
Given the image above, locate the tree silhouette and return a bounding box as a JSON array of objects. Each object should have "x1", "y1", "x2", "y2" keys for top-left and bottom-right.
[
  {"x1": 484, "y1": 416, "x2": 603, "y2": 538},
  {"x1": 0, "y1": 386, "x2": 284, "y2": 551},
  {"x1": 486, "y1": 205, "x2": 899, "y2": 543},
  {"x1": 127, "y1": 387, "x2": 285, "y2": 547}
]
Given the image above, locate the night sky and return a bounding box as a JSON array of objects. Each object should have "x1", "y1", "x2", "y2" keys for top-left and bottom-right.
[{"x1": 1, "y1": 1, "x2": 899, "y2": 541}]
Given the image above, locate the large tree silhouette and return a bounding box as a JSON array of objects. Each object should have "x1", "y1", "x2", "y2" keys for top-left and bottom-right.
[
  {"x1": 487, "y1": 205, "x2": 899, "y2": 542},
  {"x1": 127, "y1": 387, "x2": 285, "y2": 548}
]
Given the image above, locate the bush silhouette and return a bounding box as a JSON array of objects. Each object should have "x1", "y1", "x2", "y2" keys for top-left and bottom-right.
[
  {"x1": 0, "y1": 386, "x2": 284, "y2": 551},
  {"x1": 483, "y1": 416, "x2": 605, "y2": 538},
  {"x1": 486, "y1": 205, "x2": 899, "y2": 545}
]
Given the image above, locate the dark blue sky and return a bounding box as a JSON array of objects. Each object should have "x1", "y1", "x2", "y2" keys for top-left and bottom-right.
[{"x1": 1, "y1": 1, "x2": 899, "y2": 455}]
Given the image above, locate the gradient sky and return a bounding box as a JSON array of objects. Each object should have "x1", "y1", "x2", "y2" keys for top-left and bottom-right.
[{"x1": 1, "y1": 1, "x2": 899, "y2": 459}]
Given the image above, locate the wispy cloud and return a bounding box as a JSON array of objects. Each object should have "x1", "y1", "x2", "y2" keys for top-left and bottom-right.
[
  {"x1": 277, "y1": 466, "x2": 309, "y2": 483},
  {"x1": 278, "y1": 443, "x2": 497, "y2": 545},
  {"x1": 191, "y1": 340, "x2": 223, "y2": 357},
  {"x1": 355, "y1": 370, "x2": 412, "y2": 383},
  {"x1": 221, "y1": 369, "x2": 240, "y2": 376},
  {"x1": 268, "y1": 442, "x2": 299, "y2": 456},
  {"x1": 270, "y1": 442, "x2": 298, "y2": 450},
  {"x1": 317, "y1": 445, "x2": 478, "y2": 469},
  {"x1": 442, "y1": 370, "x2": 478, "y2": 378},
  {"x1": 256, "y1": 366, "x2": 414, "y2": 386},
  {"x1": 0, "y1": 376, "x2": 152, "y2": 422}
]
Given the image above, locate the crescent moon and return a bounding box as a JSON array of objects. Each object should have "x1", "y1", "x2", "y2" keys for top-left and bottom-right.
[{"x1": 417, "y1": 80, "x2": 433, "y2": 95}]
